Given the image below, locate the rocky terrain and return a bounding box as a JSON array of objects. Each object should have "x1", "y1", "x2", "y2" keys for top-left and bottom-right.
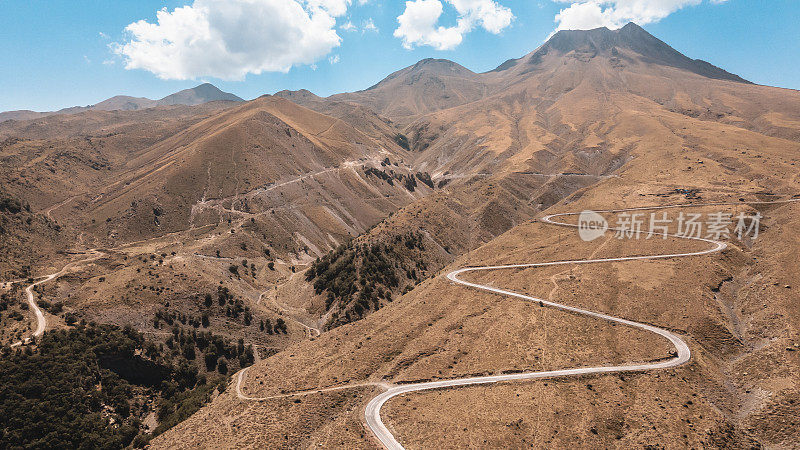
[{"x1": 2, "y1": 23, "x2": 800, "y2": 448}]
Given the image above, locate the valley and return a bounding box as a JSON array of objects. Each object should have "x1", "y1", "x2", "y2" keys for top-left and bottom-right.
[{"x1": 2, "y1": 22, "x2": 800, "y2": 449}]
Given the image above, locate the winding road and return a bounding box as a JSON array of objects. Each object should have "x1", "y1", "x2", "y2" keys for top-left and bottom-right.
[
  {"x1": 11, "y1": 196, "x2": 797, "y2": 447},
  {"x1": 7, "y1": 251, "x2": 104, "y2": 348},
  {"x1": 360, "y1": 198, "x2": 798, "y2": 449},
  {"x1": 226, "y1": 198, "x2": 799, "y2": 448}
]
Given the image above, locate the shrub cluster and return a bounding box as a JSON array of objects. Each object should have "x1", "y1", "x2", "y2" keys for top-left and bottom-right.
[
  {"x1": 393, "y1": 133, "x2": 410, "y2": 150},
  {"x1": 363, "y1": 167, "x2": 434, "y2": 193},
  {"x1": 0, "y1": 323, "x2": 229, "y2": 448},
  {"x1": 306, "y1": 232, "x2": 429, "y2": 328}
]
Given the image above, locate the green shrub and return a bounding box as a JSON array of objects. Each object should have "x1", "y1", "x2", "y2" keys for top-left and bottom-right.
[
  {"x1": 0, "y1": 324, "x2": 223, "y2": 447},
  {"x1": 393, "y1": 133, "x2": 410, "y2": 151}
]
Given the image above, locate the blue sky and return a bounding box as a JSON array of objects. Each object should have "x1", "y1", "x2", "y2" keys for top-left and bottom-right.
[{"x1": 2, "y1": 0, "x2": 799, "y2": 112}]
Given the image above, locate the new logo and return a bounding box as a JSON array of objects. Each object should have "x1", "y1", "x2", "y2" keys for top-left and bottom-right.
[{"x1": 578, "y1": 210, "x2": 608, "y2": 241}]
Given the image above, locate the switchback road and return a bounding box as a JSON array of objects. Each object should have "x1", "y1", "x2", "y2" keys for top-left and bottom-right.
[{"x1": 363, "y1": 198, "x2": 798, "y2": 449}]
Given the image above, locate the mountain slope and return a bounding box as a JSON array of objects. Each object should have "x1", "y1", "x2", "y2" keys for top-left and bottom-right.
[
  {"x1": 329, "y1": 58, "x2": 489, "y2": 125},
  {"x1": 151, "y1": 23, "x2": 800, "y2": 449},
  {"x1": 273, "y1": 89, "x2": 323, "y2": 105},
  {"x1": 492, "y1": 23, "x2": 750, "y2": 84},
  {"x1": 325, "y1": 23, "x2": 753, "y2": 132},
  {"x1": 403, "y1": 23, "x2": 797, "y2": 180},
  {"x1": 0, "y1": 92, "x2": 441, "y2": 398},
  {"x1": 0, "y1": 102, "x2": 237, "y2": 209},
  {"x1": 39, "y1": 96, "x2": 430, "y2": 253},
  {"x1": 91, "y1": 95, "x2": 156, "y2": 111}
]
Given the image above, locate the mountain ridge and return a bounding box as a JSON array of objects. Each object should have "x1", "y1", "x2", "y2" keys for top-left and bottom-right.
[
  {"x1": 3, "y1": 18, "x2": 800, "y2": 449},
  {"x1": 151, "y1": 21, "x2": 800, "y2": 449},
  {"x1": 491, "y1": 22, "x2": 750, "y2": 84},
  {"x1": 0, "y1": 24, "x2": 763, "y2": 126},
  {"x1": 324, "y1": 22, "x2": 755, "y2": 124},
  {"x1": 0, "y1": 83, "x2": 243, "y2": 123},
  {"x1": 157, "y1": 83, "x2": 244, "y2": 106}
]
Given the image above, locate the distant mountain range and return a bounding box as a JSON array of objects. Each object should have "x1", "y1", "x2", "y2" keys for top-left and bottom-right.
[
  {"x1": 3, "y1": 23, "x2": 750, "y2": 126},
  {"x1": 0, "y1": 83, "x2": 243, "y2": 123},
  {"x1": 3, "y1": 21, "x2": 800, "y2": 450},
  {"x1": 277, "y1": 23, "x2": 751, "y2": 126}
]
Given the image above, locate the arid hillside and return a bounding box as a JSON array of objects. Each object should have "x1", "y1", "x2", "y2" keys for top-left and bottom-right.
[
  {"x1": 0, "y1": 190, "x2": 67, "y2": 278},
  {"x1": 0, "y1": 91, "x2": 441, "y2": 354},
  {"x1": 3, "y1": 21, "x2": 800, "y2": 449},
  {"x1": 329, "y1": 58, "x2": 489, "y2": 126},
  {"x1": 290, "y1": 23, "x2": 800, "y2": 333},
  {"x1": 150, "y1": 24, "x2": 800, "y2": 449},
  {"x1": 0, "y1": 101, "x2": 239, "y2": 209},
  {"x1": 404, "y1": 23, "x2": 797, "y2": 179},
  {"x1": 2, "y1": 94, "x2": 430, "y2": 251},
  {"x1": 0, "y1": 83, "x2": 447, "y2": 444}
]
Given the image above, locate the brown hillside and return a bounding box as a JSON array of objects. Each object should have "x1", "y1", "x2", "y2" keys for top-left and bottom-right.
[
  {"x1": 152, "y1": 24, "x2": 800, "y2": 449},
  {"x1": 3, "y1": 21, "x2": 800, "y2": 448},
  {"x1": 330, "y1": 59, "x2": 489, "y2": 126}
]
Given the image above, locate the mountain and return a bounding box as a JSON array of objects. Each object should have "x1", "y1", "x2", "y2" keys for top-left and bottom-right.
[
  {"x1": 327, "y1": 24, "x2": 751, "y2": 129},
  {"x1": 148, "y1": 23, "x2": 800, "y2": 449},
  {"x1": 0, "y1": 95, "x2": 421, "y2": 247},
  {"x1": 91, "y1": 95, "x2": 157, "y2": 111},
  {"x1": 491, "y1": 23, "x2": 750, "y2": 83},
  {"x1": 273, "y1": 89, "x2": 323, "y2": 104},
  {"x1": 4, "y1": 22, "x2": 800, "y2": 449},
  {"x1": 157, "y1": 83, "x2": 244, "y2": 106},
  {"x1": 0, "y1": 83, "x2": 243, "y2": 123},
  {"x1": 66, "y1": 96, "x2": 425, "y2": 246},
  {"x1": 0, "y1": 110, "x2": 47, "y2": 122},
  {"x1": 330, "y1": 58, "x2": 489, "y2": 124},
  {"x1": 0, "y1": 90, "x2": 428, "y2": 395},
  {"x1": 398, "y1": 22, "x2": 797, "y2": 178}
]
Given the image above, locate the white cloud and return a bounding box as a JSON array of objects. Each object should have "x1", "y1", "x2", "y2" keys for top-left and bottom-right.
[
  {"x1": 98, "y1": 31, "x2": 110, "y2": 40},
  {"x1": 552, "y1": 0, "x2": 725, "y2": 32},
  {"x1": 329, "y1": 54, "x2": 340, "y2": 64},
  {"x1": 341, "y1": 20, "x2": 356, "y2": 31},
  {"x1": 307, "y1": 0, "x2": 350, "y2": 17},
  {"x1": 114, "y1": 0, "x2": 352, "y2": 80},
  {"x1": 362, "y1": 18, "x2": 379, "y2": 33},
  {"x1": 394, "y1": 0, "x2": 513, "y2": 50}
]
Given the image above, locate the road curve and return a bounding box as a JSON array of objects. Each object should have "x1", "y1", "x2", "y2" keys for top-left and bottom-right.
[
  {"x1": 236, "y1": 366, "x2": 393, "y2": 401},
  {"x1": 8, "y1": 251, "x2": 104, "y2": 348},
  {"x1": 364, "y1": 198, "x2": 798, "y2": 450},
  {"x1": 256, "y1": 287, "x2": 322, "y2": 338}
]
